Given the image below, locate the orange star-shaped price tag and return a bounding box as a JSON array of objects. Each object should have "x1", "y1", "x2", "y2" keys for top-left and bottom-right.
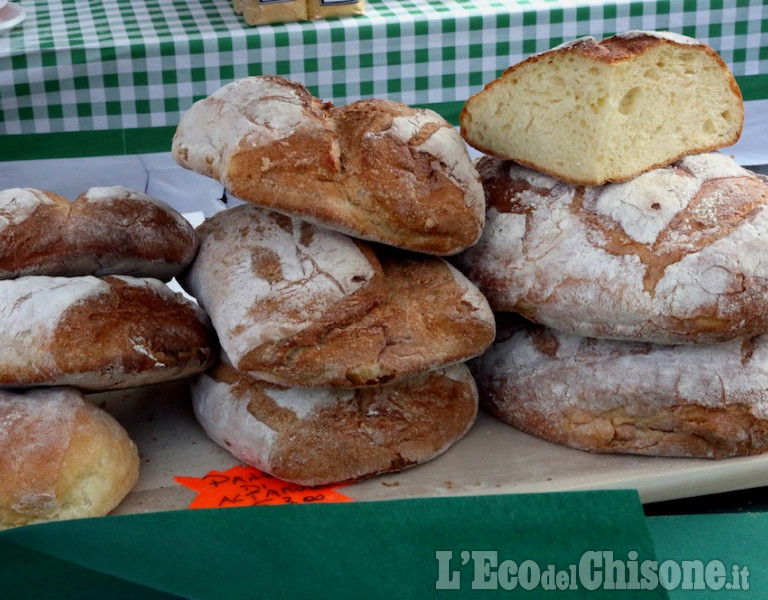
[{"x1": 174, "y1": 465, "x2": 354, "y2": 509}]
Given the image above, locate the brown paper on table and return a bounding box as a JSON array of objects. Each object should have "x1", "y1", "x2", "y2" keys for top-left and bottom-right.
[
  {"x1": 234, "y1": 0, "x2": 308, "y2": 25},
  {"x1": 306, "y1": 0, "x2": 365, "y2": 20}
]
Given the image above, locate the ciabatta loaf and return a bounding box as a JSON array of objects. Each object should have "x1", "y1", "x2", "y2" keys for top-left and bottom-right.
[
  {"x1": 191, "y1": 361, "x2": 478, "y2": 486},
  {"x1": 472, "y1": 315, "x2": 768, "y2": 459},
  {"x1": 454, "y1": 153, "x2": 768, "y2": 344},
  {"x1": 0, "y1": 187, "x2": 197, "y2": 280},
  {"x1": 172, "y1": 75, "x2": 484, "y2": 255},
  {"x1": 460, "y1": 31, "x2": 743, "y2": 186},
  {"x1": 181, "y1": 204, "x2": 495, "y2": 386},
  {"x1": 0, "y1": 387, "x2": 139, "y2": 529},
  {"x1": 0, "y1": 275, "x2": 215, "y2": 390}
]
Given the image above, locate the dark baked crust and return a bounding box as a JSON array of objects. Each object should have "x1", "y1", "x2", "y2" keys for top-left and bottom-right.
[
  {"x1": 0, "y1": 275, "x2": 216, "y2": 390},
  {"x1": 182, "y1": 205, "x2": 495, "y2": 387},
  {"x1": 0, "y1": 187, "x2": 197, "y2": 281},
  {"x1": 192, "y1": 361, "x2": 479, "y2": 486},
  {"x1": 241, "y1": 246, "x2": 496, "y2": 386},
  {"x1": 172, "y1": 75, "x2": 484, "y2": 255}
]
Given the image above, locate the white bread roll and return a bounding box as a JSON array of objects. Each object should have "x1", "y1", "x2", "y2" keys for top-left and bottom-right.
[
  {"x1": 191, "y1": 361, "x2": 479, "y2": 486},
  {"x1": 0, "y1": 275, "x2": 215, "y2": 390},
  {"x1": 0, "y1": 187, "x2": 197, "y2": 281},
  {"x1": 0, "y1": 387, "x2": 139, "y2": 529},
  {"x1": 472, "y1": 315, "x2": 768, "y2": 459},
  {"x1": 454, "y1": 152, "x2": 768, "y2": 344},
  {"x1": 172, "y1": 75, "x2": 485, "y2": 256},
  {"x1": 460, "y1": 31, "x2": 743, "y2": 186},
  {"x1": 180, "y1": 204, "x2": 495, "y2": 387}
]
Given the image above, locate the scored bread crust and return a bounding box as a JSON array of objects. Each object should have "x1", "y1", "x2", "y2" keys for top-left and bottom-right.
[
  {"x1": 0, "y1": 387, "x2": 139, "y2": 529},
  {"x1": 460, "y1": 30, "x2": 744, "y2": 186},
  {"x1": 191, "y1": 361, "x2": 479, "y2": 486},
  {"x1": 453, "y1": 153, "x2": 768, "y2": 344},
  {"x1": 0, "y1": 187, "x2": 198, "y2": 281},
  {"x1": 180, "y1": 204, "x2": 386, "y2": 383},
  {"x1": 172, "y1": 75, "x2": 485, "y2": 255},
  {"x1": 181, "y1": 204, "x2": 495, "y2": 386},
  {"x1": 0, "y1": 275, "x2": 216, "y2": 390},
  {"x1": 472, "y1": 315, "x2": 768, "y2": 459}
]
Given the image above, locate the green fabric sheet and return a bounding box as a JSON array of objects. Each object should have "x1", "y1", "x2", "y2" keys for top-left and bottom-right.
[
  {"x1": 0, "y1": 490, "x2": 667, "y2": 599},
  {"x1": 648, "y1": 512, "x2": 768, "y2": 599}
]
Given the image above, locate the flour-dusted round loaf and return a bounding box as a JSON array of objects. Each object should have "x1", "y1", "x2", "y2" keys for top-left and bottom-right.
[
  {"x1": 191, "y1": 361, "x2": 479, "y2": 486},
  {"x1": 0, "y1": 275, "x2": 216, "y2": 390},
  {"x1": 472, "y1": 315, "x2": 768, "y2": 459},
  {"x1": 172, "y1": 75, "x2": 485, "y2": 255},
  {"x1": 0, "y1": 387, "x2": 139, "y2": 529},
  {"x1": 460, "y1": 30, "x2": 744, "y2": 186},
  {"x1": 454, "y1": 152, "x2": 768, "y2": 344},
  {"x1": 0, "y1": 187, "x2": 198, "y2": 280},
  {"x1": 181, "y1": 204, "x2": 495, "y2": 387}
]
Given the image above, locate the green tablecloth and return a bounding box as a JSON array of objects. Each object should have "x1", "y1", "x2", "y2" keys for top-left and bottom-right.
[
  {"x1": 0, "y1": 490, "x2": 672, "y2": 599},
  {"x1": 1, "y1": 0, "x2": 767, "y2": 160},
  {"x1": 3, "y1": 490, "x2": 766, "y2": 598}
]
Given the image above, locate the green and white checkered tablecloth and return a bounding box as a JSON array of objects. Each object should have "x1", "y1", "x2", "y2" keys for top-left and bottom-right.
[{"x1": 1, "y1": 0, "x2": 766, "y2": 160}]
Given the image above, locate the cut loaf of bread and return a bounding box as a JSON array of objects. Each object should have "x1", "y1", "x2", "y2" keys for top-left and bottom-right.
[{"x1": 460, "y1": 31, "x2": 744, "y2": 186}]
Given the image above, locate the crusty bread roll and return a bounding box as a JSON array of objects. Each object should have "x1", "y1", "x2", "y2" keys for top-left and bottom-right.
[
  {"x1": 0, "y1": 275, "x2": 215, "y2": 390},
  {"x1": 0, "y1": 187, "x2": 198, "y2": 280},
  {"x1": 191, "y1": 361, "x2": 478, "y2": 486},
  {"x1": 181, "y1": 204, "x2": 495, "y2": 386},
  {"x1": 472, "y1": 314, "x2": 768, "y2": 459},
  {"x1": 454, "y1": 152, "x2": 768, "y2": 344},
  {"x1": 460, "y1": 31, "x2": 744, "y2": 186},
  {"x1": 0, "y1": 387, "x2": 139, "y2": 529},
  {"x1": 172, "y1": 75, "x2": 484, "y2": 255}
]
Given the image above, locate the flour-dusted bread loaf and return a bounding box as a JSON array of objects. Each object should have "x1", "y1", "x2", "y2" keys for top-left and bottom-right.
[
  {"x1": 0, "y1": 275, "x2": 215, "y2": 390},
  {"x1": 181, "y1": 204, "x2": 495, "y2": 386},
  {"x1": 454, "y1": 152, "x2": 768, "y2": 344},
  {"x1": 0, "y1": 187, "x2": 198, "y2": 280},
  {"x1": 0, "y1": 387, "x2": 139, "y2": 529},
  {"x1": 460, "y1": 31, "x2": 744, "y2": 186},
  {"x1": 472, "y1": 315, "x2": 768, "y2": 459},
  {"x1": 191, "y1": 361, "x2": 478, "y2": 486},
  {"x1": 172, "y1": 75, "x2": 484, "y2": 255}
]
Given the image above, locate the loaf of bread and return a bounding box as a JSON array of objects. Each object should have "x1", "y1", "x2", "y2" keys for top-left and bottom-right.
[
  {"x1": 460, "y1": 31, "x2": 744, "y2": 186},
  {"x1": 172, "y1": 75, "x2": 484, "y2": 256},
  {"x1": 0, "y1": 387, "x2": 139, "y2": 529},
  {"x1": 191, "y1": 361, "x2": 478, "y2": 486},
  {"x1": 0, "y1": 275, "x2": 215, "y2": 390},
  {"x1": 472, "y1": 314, "x2": 768, "y2": 459},
  {"x1": 0, "y1": 187, "x2": 198, "y2": 280},
  {"x1": 453, "y1": 152, "x2": 768, "y2": 344},
  {"x1": 180, "y1": 204, "x2": 495, "y2": 386}
]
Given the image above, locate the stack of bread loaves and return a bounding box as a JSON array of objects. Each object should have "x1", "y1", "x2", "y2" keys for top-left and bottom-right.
[
  {"x1": 455, "y1": 31, "x2": 768, "y2": 459},
  {"x1": 0, "y1": 186, "x2": 217, "y2": 529},
  {"x1": 172, "y1": 75, "x2": 496, "y2": 486}
]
